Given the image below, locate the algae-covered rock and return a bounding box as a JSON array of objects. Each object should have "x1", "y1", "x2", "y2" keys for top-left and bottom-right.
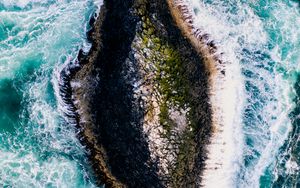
[{"x1": 71, "y1": 0, "x2": 212, "y2": 187}]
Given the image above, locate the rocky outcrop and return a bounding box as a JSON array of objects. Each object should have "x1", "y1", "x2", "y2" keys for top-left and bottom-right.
[{"x1": 69, "y1": 0, "x2": 213, "y2": 187}]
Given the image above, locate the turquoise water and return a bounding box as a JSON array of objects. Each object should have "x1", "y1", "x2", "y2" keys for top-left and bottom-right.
[
  {"x1": 190, "y1": 0, "x2": 300, "y2": 187},
  {"x1": 2, "y1": 0, "x2": 300, "y2": 187},
  {"x1": 0, "y1": 0, "x2": 101, "y2": 187}
]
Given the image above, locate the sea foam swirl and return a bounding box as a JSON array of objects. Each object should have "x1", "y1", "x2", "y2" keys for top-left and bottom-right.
[
  {"x1": 169, "y1": 0, "x2": 297, "y2": 187},
  {"x1": 0, "y1": 0, "x2": 101, "y2": 186}
]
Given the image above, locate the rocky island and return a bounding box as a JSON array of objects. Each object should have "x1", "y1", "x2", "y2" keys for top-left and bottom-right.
[{"x1": 69, "y1": 0, "x2": 214, "y2": 187}]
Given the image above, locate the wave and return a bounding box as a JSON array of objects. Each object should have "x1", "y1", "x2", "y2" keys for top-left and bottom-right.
[
  {"x1": 0, "y1": 0, "x2": 101, "y2": 186},
  {"x1": 168, "y1": 0, "x2": 245, "y2": 186},
  {"x1": 168, "y1": 0, "x2": 298, "y2": 187}
]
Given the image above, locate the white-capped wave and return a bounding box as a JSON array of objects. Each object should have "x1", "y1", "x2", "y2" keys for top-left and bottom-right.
[
  {"x1": 0, "y1": 0, "x2": 102, "y2": 186},
  {"x1": 174, "y1": 0, "x2": 296, "y2": 187}
]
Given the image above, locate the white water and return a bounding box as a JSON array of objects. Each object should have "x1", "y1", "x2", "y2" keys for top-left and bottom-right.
[
  {"x1": 0, "y1": 0, "x2": 102, "y2": 186},
  {"x1": 175, "y1": 0, "x2": 300, "y2": 187}
]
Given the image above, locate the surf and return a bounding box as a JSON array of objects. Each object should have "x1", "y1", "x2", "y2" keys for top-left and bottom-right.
[
  {"x1": 0, "y1": 0, "x2": 101, "y2": 186},
  {"x1": 171, "y1": 0, "x2": 300, "y2": 187}
]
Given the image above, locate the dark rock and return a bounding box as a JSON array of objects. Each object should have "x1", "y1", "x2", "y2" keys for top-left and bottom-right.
[{"x1": 66, "y1": 0, "x2": 213, "y2": 187}]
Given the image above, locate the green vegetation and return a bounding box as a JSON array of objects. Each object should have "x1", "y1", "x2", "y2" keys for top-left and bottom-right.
[
  {"x1": 135, "y1": 7, "x2": 191, "y2": 135},
  {"x1": 133, "y1": 3, "x2": 202, "y2": 186}
]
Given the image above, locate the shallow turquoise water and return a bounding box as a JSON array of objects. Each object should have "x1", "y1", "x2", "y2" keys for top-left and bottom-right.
[
  {"x1": 191, "y1": 0, "x2": 300, "y2": 187},
  {"x1": 0, "y1": 0, "x2": 100, "y2": 187},
  {"x1": 2, "y1": 0, "x2": 300, "y2": 187}
]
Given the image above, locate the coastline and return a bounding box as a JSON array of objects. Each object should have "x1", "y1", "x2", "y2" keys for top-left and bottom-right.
[
  {"x1": 166, "y1": 0, "x2": 220, "y2": 77},
  {"x1": 59, "y1": 3, "x2": 125, "y2": 187},
  {"x1": 71, "y1": 1, "x2": 161, "y2": 187},
  {"x1": 150, "y1": 0, "x2": 213, "y2": 186},
  {"x1": 166, "y1": 0, "x2": 244, "y2": 187},
  {"x1": 67, "y1": 0, "x2": 213, "y2": 187}
]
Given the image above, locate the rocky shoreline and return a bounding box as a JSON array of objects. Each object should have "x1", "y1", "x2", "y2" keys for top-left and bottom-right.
[{"x1": 68, "y1": 0, "x2": 213, "y2": 187}]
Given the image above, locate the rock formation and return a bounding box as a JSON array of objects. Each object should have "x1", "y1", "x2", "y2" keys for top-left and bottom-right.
[{"x1": 69, "y1": 0, "x2": 213, "y2": 187}]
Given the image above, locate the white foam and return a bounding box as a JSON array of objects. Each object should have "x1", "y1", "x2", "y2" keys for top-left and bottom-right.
[
  {"x1": 1, "y1": 0, "x2": 35, "y2": 8},
  {"x1": 174, "y1": 1, "x2": 250, "y2": 186},
  {"x1": 173, "y1": 0, "x2": 295, "y2": 187},
  {"x1": 240, "y1": 1, "x2": 300, "y2": 186},
  {"x1": 0, "y1": 0, "x2": 102, "y2": 186},
  {"x1": 0, "y1": 149, "x2": 96, "y2": 187}
]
